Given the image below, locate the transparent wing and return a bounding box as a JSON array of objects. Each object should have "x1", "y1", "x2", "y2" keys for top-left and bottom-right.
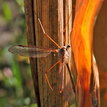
[
  {"x1": 8, "y1": 45, "x2": 58, "y2": 58},
  {"x1": 59, "y1": 60, "x2": 75, "y2": 105},
  {"x1": 62, "y1": 61, "x2": 75, "y2": 105},
  {"x1": 62, "y1": 78, "x2": 75, "y2": 105}
]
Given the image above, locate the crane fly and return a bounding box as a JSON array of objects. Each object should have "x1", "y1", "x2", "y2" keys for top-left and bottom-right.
[
  {"x1": 8, "y1": 0, "x2": 76, "y2": 105},
  {"x1": 8, "y1": 44, "x2": 75, "y2": 105}
]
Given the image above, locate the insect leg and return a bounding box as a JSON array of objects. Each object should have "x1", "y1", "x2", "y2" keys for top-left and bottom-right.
[
  {"x1": 63, "y1": 60, "x2": 76, "y2": 105},
  {"x1": 45, "y1": 60, "x2": 60, "y2": 91},
  {"x1": 27, "y1": 0, "x2": 61, "y2": 49},
  {"x1": 65, "y1": 60, "x2": 75, "y2": 92}
]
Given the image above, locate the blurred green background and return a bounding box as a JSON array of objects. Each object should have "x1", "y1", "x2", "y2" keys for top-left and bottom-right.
[{"x1": 0, "y1": 0, "x2": 37, "y2": 106}]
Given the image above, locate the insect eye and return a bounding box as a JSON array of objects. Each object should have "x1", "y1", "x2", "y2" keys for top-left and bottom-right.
[{"x1": 67, "y1": 44, "x2": 71, "y2": 48}]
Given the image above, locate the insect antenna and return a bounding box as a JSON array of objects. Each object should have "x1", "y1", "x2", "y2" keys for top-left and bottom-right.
[
  {"x1": 27, "y1": 0, "x2": 61, "y2": 49},
  {"x1": 63, "y1": 5, "x2": 75, "y2": 33},
  {"x1": 63, "y1": 5, "x2": 75, "y2": 45}
]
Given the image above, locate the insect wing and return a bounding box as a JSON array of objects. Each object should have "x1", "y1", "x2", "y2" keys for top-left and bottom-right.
[
  {"x1": 62, "y1": 62, "x2": 75, "y2": 105},
  {"x1": 59, "y1": 61, "x2": 75, "y2": 105},
  {"x1": 8, "y1": 45, "x2": 58, "y2": 58},
  {"x1": 62, "y1": 78, "x2": 75, "y2": 105}
]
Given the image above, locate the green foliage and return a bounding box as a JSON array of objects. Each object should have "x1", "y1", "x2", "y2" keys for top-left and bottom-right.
[
  {"x1": 16, "y1": 0, "x2": 24, "y2": 7},
  {"x1": 71, "y1": 103, "x2": 76, "y2": 107},
  {"x1": 2, "y1": 2, "x2": 12, "y2": 21},
  {"x1": 0, "y1": 0, "x2": 36, "y2": 107},
  {"x1": 21, "y1": 103, "x2": 37, "y2": 107}
]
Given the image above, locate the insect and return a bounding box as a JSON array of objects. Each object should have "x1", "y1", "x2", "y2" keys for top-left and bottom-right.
[{"x1": 8, "y1": 0, "x2": 75, "y2": 105}]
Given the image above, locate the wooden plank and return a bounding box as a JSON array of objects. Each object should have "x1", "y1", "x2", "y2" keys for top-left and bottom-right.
[
  {"x1": 63, "y1": 0, "x2": 73, "y2": 107},
  {"x1": 24, "y1": 0, "x2": 41, "y2": 107},
  {"x1": 24, "y1": 0, "x2": 74, "y2": 106},
  {"x1": 34, "y1": 0, "x2": 63, "y2": 106}
]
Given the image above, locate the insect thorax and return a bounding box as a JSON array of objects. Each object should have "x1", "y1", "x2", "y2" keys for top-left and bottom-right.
[{"x1": 58, "y1": 44, "x2": 70, "y2": 62}]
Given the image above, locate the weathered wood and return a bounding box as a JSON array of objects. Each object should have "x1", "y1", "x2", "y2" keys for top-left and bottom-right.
[
  {"x1": 34, "y1": 0, "x2": 64, "y2": 106},
  {"x1": 63, "y1": 0, "x2": 74, "y2": 107},
  {"x1": 24, "y1": 0, "x2": 41, "y2": 107},
  {"x1": 24, "y1": 0, "x2": 73, "y2": 106}
]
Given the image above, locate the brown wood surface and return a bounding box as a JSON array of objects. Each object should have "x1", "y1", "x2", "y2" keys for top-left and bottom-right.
[
  {"x1": 24, "y1": 0, "x2": 74, "y2": 107},
  {"x1": 24, "y1": 0, "x2": 41, "y2": 107},
  {"x1": 34, "y1": 0, "x2": 63, "y2": 106},
  {"x1": 63, "y1": 0, "x2": 75, "y2": 107}
]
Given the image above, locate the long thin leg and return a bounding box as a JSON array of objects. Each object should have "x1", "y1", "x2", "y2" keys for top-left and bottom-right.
[
  {"x1": 63, "y1": 5, "x2": 75, "y2": 33},
  {"x1": 27, "y1": 0, "x2": 61, "y2": 49},
  {"x1": 65, "y1": 59, "x2": 75, "y2": 92},
  {"x1": 38, "y1": 19, "x2": 61, "y2": 49},
  {"x1": 62, "y1": 60, "x2": 76, "y2": 105},
  {"x1": 45, "y1": 60, "x2": 60, "y2": 91},
  {"x1": 63, "y1": 5, "x2": 75, "y2": 45}
]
